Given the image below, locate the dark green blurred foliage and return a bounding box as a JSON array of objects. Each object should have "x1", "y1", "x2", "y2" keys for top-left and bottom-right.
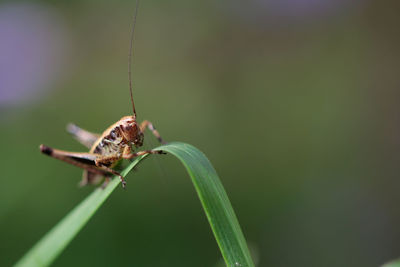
[{"x1": 1, "y1": 0, "x2": 400, "y2": 266}]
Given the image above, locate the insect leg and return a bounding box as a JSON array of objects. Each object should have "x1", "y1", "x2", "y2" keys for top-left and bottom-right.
[
  {"x1": 40, "y1": 145, "x2": 126, "y2": 187},
  {"x1": 95, "y1": 165, "x2": 126, "y2": 188},
  {"x1": 122, "y1": 149, "x2": 166, "y2": 160},
  {"x1": 91, "y1": 155, "x2": 127, "y2": 187},
  {"x1": 85, "y1": 165, "x2": 126, "y2": 188},
  {"x1": 67, "y1": 123, "x2": 100, "y2": 149},
  {"x1": 40, "y1": 144, "x2": 107, "y2": 175},
  {"x1": 40, "y1": 144, "x2": 98, "y2": 165},
  {"x1": 140, "y1": 120, "x2": 166, "y2": 144}
]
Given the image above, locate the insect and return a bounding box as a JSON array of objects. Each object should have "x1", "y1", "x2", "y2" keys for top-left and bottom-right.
[{"x1": 39, "y1": 0, "x2": 166, "y2": 188}]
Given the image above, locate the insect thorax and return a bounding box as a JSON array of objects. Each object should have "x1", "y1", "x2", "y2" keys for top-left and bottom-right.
[{"x1": 92, "y1": 127, "x2": 127, "y2": 156}]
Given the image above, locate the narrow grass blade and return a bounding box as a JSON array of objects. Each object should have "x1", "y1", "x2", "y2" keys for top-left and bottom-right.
[
  {"x1": 16, "y1": 142, "x2": 254, "y2": 267},
  {"x1": 15, "y1": 156, "x2": 146, "y2": 267},
  {"x1": 158, "y1": 142, "x2": 254, "y2": 267}
]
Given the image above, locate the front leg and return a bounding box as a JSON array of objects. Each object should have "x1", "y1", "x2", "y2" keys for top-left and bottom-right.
[
  {"x1": 94, "y1": 154, "x2": 127, "y2": 188},
  {"x1": 96, "y1": 165, "x2": 126, "y2": 188},
  {"x1": 122, "y1": 148, "x2": 166, "y2": 160},
  {"x1": 140, "y1": 120, "x2": 166, "y2": 144}
]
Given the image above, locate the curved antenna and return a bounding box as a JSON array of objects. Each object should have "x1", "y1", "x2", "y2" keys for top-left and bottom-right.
[{"x1": 128, "y1": 0, "x2": 140, "y2": 116}]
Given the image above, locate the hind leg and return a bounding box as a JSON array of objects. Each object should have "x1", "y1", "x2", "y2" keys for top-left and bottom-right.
[
  {"x1": 40, "y1": 144, "x2": 126, "y2": 188},
  {"x1": 67, "y1": 123, "x2": 100, "y2": 149}
]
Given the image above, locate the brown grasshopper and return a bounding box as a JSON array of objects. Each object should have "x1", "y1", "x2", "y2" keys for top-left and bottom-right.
[{"x1": 39, "y1": 1, "x2": 166, "y2": 188}]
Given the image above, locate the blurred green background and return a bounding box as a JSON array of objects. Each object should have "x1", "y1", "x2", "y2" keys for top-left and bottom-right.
[{"x1": 1, "y1": 0, "x2": 400, "y2": 266}]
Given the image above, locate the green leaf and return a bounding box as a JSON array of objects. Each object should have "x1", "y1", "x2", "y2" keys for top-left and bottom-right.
[
  {"x1": 161, "y1": 142, "x2": 254, "y2": 267},
  {"x1": 15, "y1": 155, "x2": 147, "y2": 267},
  {"x1": 15, "y1": 142, "x2": 254, "y2": 267}
]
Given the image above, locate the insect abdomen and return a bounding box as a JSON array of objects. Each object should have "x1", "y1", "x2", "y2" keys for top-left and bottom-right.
[{"x1": 92, "y1": 127, "x2": 125, "y2": 155}]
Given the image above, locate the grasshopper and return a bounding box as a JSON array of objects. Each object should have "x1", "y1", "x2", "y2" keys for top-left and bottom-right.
[{"x1": 39, "y1": 0, "x2": 166, "y2": 188}]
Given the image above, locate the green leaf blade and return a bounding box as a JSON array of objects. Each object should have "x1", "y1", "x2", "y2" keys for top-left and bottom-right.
[
  {"x1": 158, "y1": 142, "x2": 254, "y2": 267},
  {"x1": 15, "y1": 156, "x2": 145, "y2": 267}
]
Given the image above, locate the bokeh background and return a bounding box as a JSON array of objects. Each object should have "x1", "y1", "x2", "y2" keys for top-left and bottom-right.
[{"x1": 1, "y1": 0, "x2": 400, "y2": 266}]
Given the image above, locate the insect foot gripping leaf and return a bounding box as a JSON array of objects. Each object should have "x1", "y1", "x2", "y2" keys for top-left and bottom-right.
[{"x1": 17, "y1": 142, "x2": 255, "y2": 267}]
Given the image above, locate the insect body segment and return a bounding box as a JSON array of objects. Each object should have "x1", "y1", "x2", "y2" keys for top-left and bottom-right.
[{"x1": 91, "y1": 116, "x2": 139, "y2": 157}]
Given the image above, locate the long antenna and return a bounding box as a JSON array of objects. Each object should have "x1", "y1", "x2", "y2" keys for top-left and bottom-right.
[{"x1": 128, "y1": 0, "x2": 140, "y2": 116}]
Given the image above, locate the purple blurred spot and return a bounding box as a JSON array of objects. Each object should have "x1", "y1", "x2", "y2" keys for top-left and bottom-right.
[{"x1": 0, "y1": 3, "x2": 67, "y2": 107}]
